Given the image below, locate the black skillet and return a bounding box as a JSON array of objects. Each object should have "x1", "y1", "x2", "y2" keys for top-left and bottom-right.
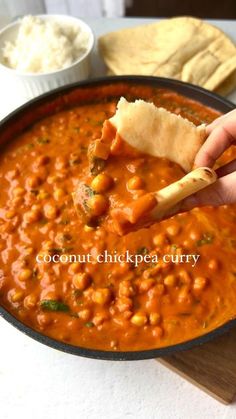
[{"x1": 0, "y1": 76, "x2": 235, "y2": 360}]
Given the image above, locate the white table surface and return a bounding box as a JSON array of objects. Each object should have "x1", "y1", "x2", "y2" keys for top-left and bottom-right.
[{"x1": 1, "y1": 17, "x2": 236, "y2": 419}]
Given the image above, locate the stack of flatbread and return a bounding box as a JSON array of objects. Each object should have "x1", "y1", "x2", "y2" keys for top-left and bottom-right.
[{"x1": 99, "y1": 16, "x2": 236, "y2": 96}]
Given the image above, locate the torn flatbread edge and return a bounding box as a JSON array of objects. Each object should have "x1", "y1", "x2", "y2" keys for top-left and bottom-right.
[{"x1": 109, "y1": 97, "x2": 207, "y2": 172}]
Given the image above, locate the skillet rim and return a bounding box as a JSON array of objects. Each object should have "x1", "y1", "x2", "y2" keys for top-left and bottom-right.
[{"x1": 0, "y1": 75, "x2": 236, "y2": 360}]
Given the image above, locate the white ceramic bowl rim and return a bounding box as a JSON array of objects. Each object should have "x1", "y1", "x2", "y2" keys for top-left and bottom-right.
[{"x1": 0, "y1": 14, "x2": 95, "y2": 77}]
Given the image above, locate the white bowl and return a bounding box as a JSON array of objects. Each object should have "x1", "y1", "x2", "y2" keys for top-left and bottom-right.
[{"x1": 0, "y1": 15, "x2": 94, "y2": 99}]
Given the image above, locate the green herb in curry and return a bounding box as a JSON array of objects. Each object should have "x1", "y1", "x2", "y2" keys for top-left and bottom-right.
[{"x1": 40, "y1": 300, "x2": 69, "y2": 312}]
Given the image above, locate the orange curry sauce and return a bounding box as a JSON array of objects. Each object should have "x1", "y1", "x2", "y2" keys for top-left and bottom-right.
[{"x1": 0, "y1": 84, "x2": 236, "y2": 351}]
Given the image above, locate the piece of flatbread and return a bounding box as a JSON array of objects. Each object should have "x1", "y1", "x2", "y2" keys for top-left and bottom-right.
[
  {"x1": 99, "y1": 16, "x2": 236, "y2": 95},
  {"x1": 110, "y1": 97, "x2": 207, "y2": 172}
]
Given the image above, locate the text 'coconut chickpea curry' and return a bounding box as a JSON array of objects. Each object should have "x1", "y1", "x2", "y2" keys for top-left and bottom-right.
[{"x1": 0, "y1": 83, "x2": 236, "y2": 351}]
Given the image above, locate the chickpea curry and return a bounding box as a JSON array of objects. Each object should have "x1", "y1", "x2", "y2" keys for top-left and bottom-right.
[{"x1": 0, "y1": 83, "x2": 236, "y2": 352}]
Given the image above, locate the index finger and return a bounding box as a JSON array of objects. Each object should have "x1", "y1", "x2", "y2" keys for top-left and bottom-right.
[
  {"x1": 194, "y1": 123, "x2": 236, "y2": 168},
  {"x1": 206, "y1": 108, "x2": 236, "y2": 133}
]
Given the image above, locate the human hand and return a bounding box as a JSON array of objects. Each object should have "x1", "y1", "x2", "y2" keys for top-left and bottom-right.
[{"x1": 182, "y1": 109, "x2": 236, "y2": 210}]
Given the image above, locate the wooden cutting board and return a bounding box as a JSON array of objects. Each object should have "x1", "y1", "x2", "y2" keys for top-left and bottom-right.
[{"x1": 158, "y1": 327, "x2": 236, "y2": 404}]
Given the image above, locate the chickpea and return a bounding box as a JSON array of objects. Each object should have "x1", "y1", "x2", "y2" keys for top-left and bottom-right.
[
  {"x1": 164, "y1": 274, "x2": 177, "y2": 287},
  {"x1": 53, "y1": 188, "x2": 65, "y2": 200},
  {"x1": 19, "y1": 269, "x2": 32, "y2": 281},
  {"x1": 24, "y1": 208, "x2": 41, "y2": 223},
  {"x1": 24, "y1": 247, "x2": 34, "y2": 256},
  {"x1": 55, "y1": 156, "x2": 68, "y2": 170},
  {"x1": 87, "y1": 194, "x2": 108, "y2": 217},
  {"x1": 84, "y1": 224, "x2": 95, "y2": 232},
  {"x1": 149, "y1": 312, "x2": 161, "y2": 326},
  {"x1": 166, "y1": 223, "x2": 181, "y2": 237},
  {"x1": 139, "y1": 278, "x2": 156, "y2": 293},
  {"x1": 73, "y1": 273, "x2": 91, "y2": 291},
  {"x1": 26, "y1": 175, "x2": 41, "y2": 189},
  {"x1": 91, "y1": 173, "x2": 113, "y2": 193},
  {"x1": 47, "y1": 175, "x2": 58, "y2": 184},
  {"x1": 116, "y1": 296, "x2": 133, "y2": 313},
  {"x1": 35, "y1": 155, "x2": 50, "y2": 167},
  {"x1": 42, "y1": 240, "x2": 54, "y2": 250},
  {"x1": 131, "y1": 312, "x2": 148, "y2": 327},
  {"x1": 33, "y1": 204, "x2": 41, "y2": 212},
  {"x1": 44, "y1": 204, "x2": 59, "y2": 220},
  {"x1": 12, "y1": 187, "x2": 25, "y2": 198},
  {"x1": 93, "y1": 312, "x2": 108, "y2": 326},
  {"x1": 92, "y1": 288, "x2": 112, "y2": 305},
  {"x1": 193, "y1": 276, "x2": 208, "y2": 292},
  {"x1": 24, "y1": 294, "x2": 37, "y2": 309},
  {"x1": 83, "y1": 286, "x2": 94, "y2": 300},
  {"x1": 179, "y1": 270, "x2": 192, "y2": 286},
  {"x1": 0, "y1": 221, "x2": 15, "y2": 234},
  {"x1": 119, "y1": 280, "x2": 135, "y2": 297},
  {"x1": 6, "y1": 169, "x2": 19, "y2": 180},
  {"x1": 37, "y1": 313, "x2": 52, "y2": 327},
  {"x1": 189, "y1": 229, "x2": 201, "y2": 241},
  {"x1": 153, "y1": 233, "x2": 167, "y2": 247},
  {"x1": 79, "y1": 309, "x2": 91, "y2": 321},
  {"x1": 148, "y1": 283, "x2": 165, "y2": 298},
  {"x1": 177, "y1": 288, "x2": 193, "y2": 305},
  {"x1": 94, "y1": 229, "x2": 107, "y2": 240},
  {"x1": 37, "y1": 190, "x2": 49, "y2": 200},
  {"x1": 12, "y1": 197, "x2": 23, "y2": 206},
  {"x1": 152, "y1": 326, "x2": 164, "y2": 338},
  {"x1": 34, "y1": 167, "x2": 47, "y2": 182},
  {"x1": 127, "y1": 175, "x2": 144, "y2": 190},
  {"x1": 11, "y1": 290, "x2": 24, "y2": 303},
  {"x1": 143, "y1": 264, "x2": 162, "y2": 279},
  {"x1": 5, "y1": 209, "x2": 16, "y2": 219},
  {"x1": 69, "y1": 262, "x2": 81, "y2": 274}
]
